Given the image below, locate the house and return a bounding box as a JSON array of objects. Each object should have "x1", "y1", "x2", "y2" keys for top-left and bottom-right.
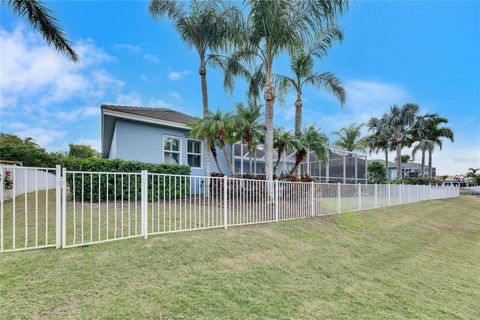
[
  {"x1": 368, "y1": 159, "x2": 436, "y2": 180},
  {"x1": 101, "y1": 105, "x2": 368, "y2": 182}
]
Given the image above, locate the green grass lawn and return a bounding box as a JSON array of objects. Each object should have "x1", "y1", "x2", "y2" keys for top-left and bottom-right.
[{"x1": 1, "y1": 196, "x2": 479, "y2": 319}]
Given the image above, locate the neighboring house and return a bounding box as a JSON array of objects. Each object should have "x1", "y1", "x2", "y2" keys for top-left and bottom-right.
[
  {"x1": 101, "y1": 105, "x2": 368, "y2": 182},
  {"x1": 443, "y1": 176, "x2": 470, "y2": 187},
  {"x1": 368, "y1": 159, "x2": 436, "y2": 180}
]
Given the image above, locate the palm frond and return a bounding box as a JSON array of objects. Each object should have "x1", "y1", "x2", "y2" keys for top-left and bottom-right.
[{"x1": 8, "y1": 0, "x2": 78, "y2": 62}]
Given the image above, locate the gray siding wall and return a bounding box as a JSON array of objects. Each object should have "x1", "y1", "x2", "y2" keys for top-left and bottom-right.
[{"x1": 109, "y1": 119, "x2": 232, "y2": 176}]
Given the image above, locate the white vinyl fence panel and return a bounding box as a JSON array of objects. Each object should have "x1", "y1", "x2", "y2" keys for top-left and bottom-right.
[{"x1": 1, "y1": 166, "x2": 460, "y2": 252}]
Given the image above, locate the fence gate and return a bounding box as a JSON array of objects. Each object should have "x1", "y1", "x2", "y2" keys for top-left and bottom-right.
[{"x1": 0, "y1": 165, "x2": 61, "y2": 252}]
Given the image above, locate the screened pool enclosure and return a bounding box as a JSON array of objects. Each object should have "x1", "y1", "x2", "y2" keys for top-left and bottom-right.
[{"x1": 233, "y1": 143, "x2": 368, "y2": 184}]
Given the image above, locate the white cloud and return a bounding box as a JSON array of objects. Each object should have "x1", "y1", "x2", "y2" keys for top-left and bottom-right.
[
  {"x1": 168, "y1": 70, "x2": 191, "y2": 81},
  {"x1": 16, "y1": 128, "x2": 67, "y2": 147},
  {"x1": 114, "y1": 91, "x2": 143, "y2": 106},
  {"x1": 0, "y1": 26, "x2": 122, "y2": 111},
  {"x1": 167, "y1": 91, "x2": 182, "y2": 101},
  {"x1": 77, "y1": 138, "x2": 101, "y2": 151},
  {"x1": 143, "y1": 53, "x2": 160, "y2": 63},
  {"x1": 113, "y1": 43, "x2": 141, "y2": 54}
]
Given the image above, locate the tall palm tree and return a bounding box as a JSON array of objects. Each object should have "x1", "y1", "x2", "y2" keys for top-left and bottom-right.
[
  {"x1": 425, "y1": 118, "x2": 454, "y2": 178},
  {"x1": 290, "y1": 126, "x2": 328, "y2": 175},
  {"x1": 412, "y1": 139, "x2": 433, "y2": 177},
  {"x1": 149, "y1": 0, "x2": 241, "y2": 177},
  {"x1": 229, "y1": 0, "x2": 347, "y2": 181},
  {"x1": 7, "y1": 0, "x2": 78, "y2": 61},
  {"x1": 273, "y1": 127, "x2": 300, "y2": 173},
  {"x1": 366, "y1": 115, "x2": 393, "y2": 178},
  {"x1": 333, "y1": 123, "x2": 365, "y2": 152},
  {"x1": 275, "y1": 28, "x2": 346, "y2": 135},
  {"x1": 384, "y1": 104, "x2": 434, "y2": 180},
  {"x1": 231, "y1": 102, "x2": 264, "y2": 173}
]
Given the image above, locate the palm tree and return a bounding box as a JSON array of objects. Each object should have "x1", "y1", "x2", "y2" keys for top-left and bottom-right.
[
  {"x1": 231, "y1": 102, "x2": 264, "y2": 173},
  {"x1": 149, "y1": 0, "x2": 241, "y2": 177},
  {"x1": 228, "y1": 0, "x2": 347, "y2": 181},
  {"x1": 7, "y1": 0, "x2": 78, "y2": 61},
  {"x1": 366, "y1": 115, "x2": 393, "y2": 178},
  {"x1": 273, "y1": 128, "x2": 300, "y2": 174},
  {"x1": 275, "y1": 28, "x2": 346, "y2": 135},
  {"x1": 425, "y1": 118, "x2": 454, "y2": 178},
  {"x1": 384, "y1": 104, "x2": 434, "y2": 180},
  {"x1": 188, "y1": 109, "x2": 236, "y2": 175},
  {"x1": 333, "y1": 123, "x2": 365, "y2": 152},
  {"x1": 188, "y1": 112, "x2": 223, "y2": 175},
  {"x1": 290, "y1": 126, "x2": 328, "y2": 175}
]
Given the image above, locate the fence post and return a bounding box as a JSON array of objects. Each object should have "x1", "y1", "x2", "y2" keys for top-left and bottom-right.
[
  {"x1": 223, "y1": 175, "x2": 228, "y2": 230},
  {"x1": 61, "y1": 167, "x2": 67, "y2": 248},
  {"x1": 141, "y1": 170, "x2": 148, "y2": 239},
  {"x1": 55, "y1": 165, "x2": 62, "y2": 249},
  {"x1": 275, "y1": 180, "x2": 279, "y2": 222},
  {"x1": 374, "y1": 183, "x2": 378, "y2": 208},
  {"x1": 311, "y1": 181, "x2": 314, "y2": 217},
  {"x1": 416, "y1": 184, "x2": 420, "y2": 202},
  {"x1": 399, "y1": 183, "x2": 403, "y2": 204},
  {"x1": 357, "y1": 183, "x2": 361, "y2": 211},
  {"x1": 337, "y1": 183, "x2": 341, "y2": 213},
  {"x1": 387, "y1": 183, "x2": 391, "y2": 206}
]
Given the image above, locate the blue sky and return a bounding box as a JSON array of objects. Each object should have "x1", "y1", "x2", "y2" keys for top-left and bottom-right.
[{"x1": 1, "y1": 1, "x2": 479, "y2": 174}]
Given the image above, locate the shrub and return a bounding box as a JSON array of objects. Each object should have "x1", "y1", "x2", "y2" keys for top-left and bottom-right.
[
  {"x1": 367, "y1": 161, "x2": 387, "y2": 184},
  {"x1": 68, "y1": 143, "x2": 99, "y2": 159},
  {"x1": 60, "y1": 158, "x2": 190, "y2": 201},
  {"x1": 394, "y1": 177, "x2": 441, "y2": 185}
]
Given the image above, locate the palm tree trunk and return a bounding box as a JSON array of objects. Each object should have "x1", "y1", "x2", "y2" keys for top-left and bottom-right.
[
  {"x1": 396, "y1": 143, "x2": 402, "y2": 180},
  {"x1": 247, "y1": 141, "x2": 253, "y2": 175},
  {"x1": 421, "y1": 149, "x2": 426, "y2": 178},
  {"x1": 294, "y1": 91, "x2": 302, "y2": 136},
  {"x1": 221, "y1": 143, "x2": 234, "y2": 176},
  {"x1": 290, "y1": 151, "x2": 305, "y2": 176},
  {"x1": 428, "y1": 149, "x2": 433, "y2": 178},
  {"x1": 199, "y1": 57, "x2": 211, "y2": 176},
  {"x1": 264, "y1": 66, "x2": 275, "y2": 181},
  {"x1": 274, "y1": 147, "x2": 283, "y2": 173},
  {"x1": 210, "y1": 146, "x2": 223, "y2": 175},
  {"x1": 385, "y1": 149, "x2": 389, "y2": 181}
]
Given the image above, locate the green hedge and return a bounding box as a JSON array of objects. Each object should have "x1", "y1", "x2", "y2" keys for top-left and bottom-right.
[
  {"x1": 60, "y1": 158, "x2": 190, "y2": 202},
  {"x1": 393, "y1": 177, "x2": 442, "y2": 185}
]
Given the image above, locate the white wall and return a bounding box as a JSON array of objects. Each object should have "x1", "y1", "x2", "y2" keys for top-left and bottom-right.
[{"x1": 1, "y1": 167, "x2": 56, "y2": 201}]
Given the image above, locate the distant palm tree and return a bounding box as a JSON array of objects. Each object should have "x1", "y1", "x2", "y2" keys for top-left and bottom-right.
[
  {"x1": 333, "y1": 123, "x2": 365, "y2": 152},
  {"x1": 366, "y1": 115, "x2": 394, "y2": 178},
  {"x1": 149, "y1": 0, "x2": 242, "y2": 177},
  {"x1": 228, "y1": 0, "x2": 347, "y2": 181},
  {"x1": 231, "y1": 102, "x2": 264, "y2": 173},
  {"x1": 273, "y1": 128, "x2": 300, "y2": 174},
  {"x1": 425, "y1": 118, "x2": 454, "y2": 178},
  {"x1": 7, "y1": 0, "x2": 78, "y2": 61},
  {"x1": 275, "y1": 28, "x2": 346, "y2": 135},
  {"x1": 290, "y1": 126, "x2": 328, "y2": 175},
  {"x1": 384, "y1": 104, "x2": 434, "y2": 179}
]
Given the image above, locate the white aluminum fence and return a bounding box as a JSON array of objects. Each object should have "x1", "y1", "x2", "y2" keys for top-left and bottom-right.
[
  {"x1": 0, "y1": 166, "x2": 459, "y2": 252},
  {"x1": 0, "y1": 165, "x2": 61, "y2": 252}
]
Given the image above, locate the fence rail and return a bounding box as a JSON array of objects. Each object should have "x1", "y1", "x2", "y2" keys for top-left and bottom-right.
[{"x1": 1, "y1": 166, "x2": 460, "y2": 252}]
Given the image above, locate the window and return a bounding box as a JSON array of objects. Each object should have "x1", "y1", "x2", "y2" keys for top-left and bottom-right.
[
  {"x1": 163, "y1": 136, "x2": 181, "y2": 165},
  {"x1": 187, "y1": 139, "x2": 202, "y2": 168}
]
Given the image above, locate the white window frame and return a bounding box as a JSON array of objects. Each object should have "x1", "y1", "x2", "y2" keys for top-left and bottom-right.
[
  {"x1": 163, "y1": 135, "x2": 182, "y2": 165},
  {"x1": 186, "y1": 138, "x2": 203, "y2": 169}
]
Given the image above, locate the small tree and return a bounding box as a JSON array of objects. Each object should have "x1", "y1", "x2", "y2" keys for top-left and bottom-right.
[
  {"x1": 68, "y1": 144, "x2": 99, "y2": 159},
  {"x1": 368, "y1": 161, "x2": 387, "y2": 184}
]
